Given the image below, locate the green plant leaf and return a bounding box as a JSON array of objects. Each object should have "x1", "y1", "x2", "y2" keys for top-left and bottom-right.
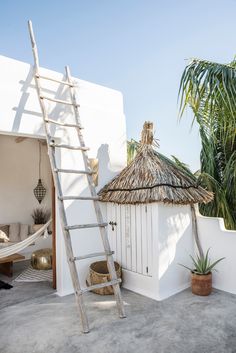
[
  {"x1": 207, "y1": 257, "x2": 225, "y2": 273},
  {"x1": 180, "y1": 249, "x2": 225, "y2": 274},
  {"x1": 179, "y1": 58, "x2": 236, "y2": 230}
]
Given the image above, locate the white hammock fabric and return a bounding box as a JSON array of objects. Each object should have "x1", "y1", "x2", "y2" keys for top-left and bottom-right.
[{"x1": 0, "y1": 220, "x2": 52, "y2": 259}]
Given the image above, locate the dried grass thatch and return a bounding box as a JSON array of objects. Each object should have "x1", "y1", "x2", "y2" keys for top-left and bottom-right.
[{"x1": 98, "y1": 122, "x2": 213, "y2": 205}]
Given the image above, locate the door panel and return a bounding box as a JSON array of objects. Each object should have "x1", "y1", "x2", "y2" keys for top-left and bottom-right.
[
  {"x1": 130, "y1": 205, "x2": 137, "y2": 272},
  {"x1": 116, "y1": 205, "x2": 122, "y2": 263},
  {"x1": 146, "y1": 204, "x2": 153, "y2": 276},
  {"x1": 141, "y1": 205, "x2": 148, "y2": 275},
  {"x1": 107, "y1": 203, "x2": 153, "y2": 277},
  {"x1": 125, "y1": 205, "x2": 132, "y2": 271},
  {"x1": 135, "y1": 205, "x2": 143, "y2": 274}
]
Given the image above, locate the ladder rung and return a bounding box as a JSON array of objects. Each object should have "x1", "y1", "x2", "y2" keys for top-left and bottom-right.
[
  {"x1": 45, "y1": 118, "x2": 83, "y2": 129},
  {"x1": 35, "y1": 73, "x2": 76, "y2": 87},
  {"x1": 65, "y1": 222, "x2": 108, "y2": 231},
  {"x1": 50, "y1": 142, "x2": 89, "y2": 151},
  {"x1": 71, "y1": 251, "x2": 114, "y2": 261},
  {"x1": 80, "y1": 279, "x2": 121, "y2": 295},
  {"x1": 40, "y1": 95, "x2": 79, "y2": 107},
  {"x1": 59, "y1": 196, "x2": 99, "y2": 201},
  {"x1": 54, "y1": 168, "x2": 93, "y2": 175}
]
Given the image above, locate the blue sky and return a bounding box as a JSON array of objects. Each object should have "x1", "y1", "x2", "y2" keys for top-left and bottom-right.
[{"x1": 1, "y1": 0, "x2": 236, "y2": 170}]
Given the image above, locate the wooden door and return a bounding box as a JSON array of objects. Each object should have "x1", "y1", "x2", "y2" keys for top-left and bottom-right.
[{"x1": 107, "y1": 203, "x2": 153, "y2": 277}]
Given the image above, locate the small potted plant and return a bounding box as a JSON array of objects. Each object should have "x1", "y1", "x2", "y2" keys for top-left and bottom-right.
[
  {"x1": 31, "y1": 208, "x2": 51, "y2": 233},
  {"x1": 180, "y1": 249, "x2": 225, "y2": 296}
]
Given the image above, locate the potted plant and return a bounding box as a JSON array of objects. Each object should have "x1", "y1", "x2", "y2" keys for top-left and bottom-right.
[
  {"x1": 180, "y1": 249, "x2": 225, "y2": 296},
  {"x1": 31, "y1": 208, "x2": 51, "y2": 233}
]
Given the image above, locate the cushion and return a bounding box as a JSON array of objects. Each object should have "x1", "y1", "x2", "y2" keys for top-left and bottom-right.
[
  {"x1": 9, "y1": 223, "x2": 20, "y2": 242},
  {"x1": 0, "y1": 225, "x2": 9, "y2": 243},
  {"x1": 20, "y1": 224, "x2": 29, "y2": 241}
]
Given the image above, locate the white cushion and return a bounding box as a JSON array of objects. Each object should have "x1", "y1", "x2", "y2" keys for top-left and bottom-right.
[
  {"x1": 9, "y1": 223, "x2": 20, "y2": 242},
  {"x1": 20, "y1": 224, "x2": 29, "y2": 241}
]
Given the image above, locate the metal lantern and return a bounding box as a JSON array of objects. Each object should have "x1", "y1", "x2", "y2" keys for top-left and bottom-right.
[
  {"x1": 34, "y1": 178, "x2": 46, "y2": 204},
  {"x1": 34, "y1": 141, "x2": 46, "y2": 204}
]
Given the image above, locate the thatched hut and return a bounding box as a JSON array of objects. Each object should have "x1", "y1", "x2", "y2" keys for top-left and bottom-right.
[{"x1": 99, "y1": 122, "x2": 213, "y2": 300}]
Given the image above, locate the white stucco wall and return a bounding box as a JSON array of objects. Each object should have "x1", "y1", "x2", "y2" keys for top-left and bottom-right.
[
  {"x1": 0, "y1": 135, "x2": 52, "y2": 224},
  {"x1": 107, "y1": 202, "x2": 194, "y2": 301},
  {"x1": 196, "y1": 207, "x2": 236, "y2": 295},
  {"x1": 157, "y1": 203, "x2": 193, "y2": 300},
  {"x1": 0, "y1": 55, "x2": 127, "y2": 296}
]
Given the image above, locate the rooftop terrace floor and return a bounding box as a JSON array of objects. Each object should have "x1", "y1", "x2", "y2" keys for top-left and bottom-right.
[{"x1": 0, "y1": 262, "x2": 236, "y2": 353}]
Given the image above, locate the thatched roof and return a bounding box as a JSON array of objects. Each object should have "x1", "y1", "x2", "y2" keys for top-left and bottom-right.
[{"x1": 98, "y1": 122, "x2": 213, "y2": 205}]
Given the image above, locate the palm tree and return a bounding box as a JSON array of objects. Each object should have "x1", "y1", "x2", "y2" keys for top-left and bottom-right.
[{"x1": 179, "y1": 58, "x2": 236, "y2": 229}]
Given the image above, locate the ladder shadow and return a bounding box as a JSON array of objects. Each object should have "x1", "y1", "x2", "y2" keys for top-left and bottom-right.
[
  {"x1": 11, "y1": 65, "x2": 74, "y2": 139},
  {"x1": 63, "y1": 144, "x2": 116, "y2": 236}
]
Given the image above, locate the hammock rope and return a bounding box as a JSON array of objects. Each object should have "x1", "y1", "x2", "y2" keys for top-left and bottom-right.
[{"x1": 0, "y1": 220, "x2": 52, "y2": 259}]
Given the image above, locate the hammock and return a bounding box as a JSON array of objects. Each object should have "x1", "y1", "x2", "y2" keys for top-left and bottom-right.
[{"x1": 0, "y1": 220, "x2": 52, "y2": 259}]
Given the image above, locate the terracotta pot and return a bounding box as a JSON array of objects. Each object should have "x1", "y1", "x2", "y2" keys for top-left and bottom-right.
[{"x1": 191, "y1": 272, "x2": 212, "y2": 296}]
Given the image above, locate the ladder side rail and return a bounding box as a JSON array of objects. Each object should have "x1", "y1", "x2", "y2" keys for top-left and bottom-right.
[
  {"x1": 65, "y1": 66, "x2": 126, "y2": 318},
  {"x1": 28, "y1": 21, "x2": 90, "y2": 333}
]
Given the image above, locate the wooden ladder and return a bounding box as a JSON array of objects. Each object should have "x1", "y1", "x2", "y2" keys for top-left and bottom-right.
[{"x1": 28, "y1": 20, "x2": 126, "y2": 333}]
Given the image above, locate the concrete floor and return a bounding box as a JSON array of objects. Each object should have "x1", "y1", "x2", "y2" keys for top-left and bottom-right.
[
  {"x1": 0, "y1": 260, "x2": 54, "y2": 309},
  {"x1": 1, "y1": 262, "x2": 236, "y2": 353}
]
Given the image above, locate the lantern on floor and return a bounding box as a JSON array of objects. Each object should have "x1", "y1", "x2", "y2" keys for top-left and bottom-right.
[{"x1": 34, "y1": 141, "x2": 46, "y2": 204}]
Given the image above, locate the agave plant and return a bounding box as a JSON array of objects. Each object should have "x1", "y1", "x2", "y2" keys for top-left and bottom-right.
[
  {"x1": 179, "y1": 58, "x2": 236, "y2": 229},
  {"x1": 180, "y1": 248, "x2": 225, "y2": 275}
]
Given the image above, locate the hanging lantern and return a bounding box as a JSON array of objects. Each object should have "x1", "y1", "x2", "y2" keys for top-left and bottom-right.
[
  {"x1": 34, "y1": 178, "x2": 46, "y2": 204},
  {"x1": 34, "y1": 141, "x2": 46, "y2": 204}
]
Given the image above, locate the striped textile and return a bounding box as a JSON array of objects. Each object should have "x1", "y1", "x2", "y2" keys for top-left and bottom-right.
[
  {"x1": 0, "y1": 220, "x2": 51, "y2": 258},
  {"x1": 14, "y1": 266, "x2": 52, "y2": 283}
]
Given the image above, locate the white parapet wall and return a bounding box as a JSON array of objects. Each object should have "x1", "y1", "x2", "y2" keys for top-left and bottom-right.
[
  {"x1": 196, "y1": 207, "x2": 236, "y2": 295},
  {"x1": 0, "y1": 55, "x2": 127, "y2": 296}
]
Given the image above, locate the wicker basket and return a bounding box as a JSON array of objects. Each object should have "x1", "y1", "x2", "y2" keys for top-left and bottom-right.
[{"x1": 87, "y1": 260, "x2": 122, "y2": 295}]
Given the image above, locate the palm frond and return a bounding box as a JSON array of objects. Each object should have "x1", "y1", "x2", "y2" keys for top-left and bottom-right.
[
  {"x1": 179, "y1": 57, "x2": 236, "y2": 229},
  {"x1": 127, "y1": 139, "x2": 140, "y2": 165}
]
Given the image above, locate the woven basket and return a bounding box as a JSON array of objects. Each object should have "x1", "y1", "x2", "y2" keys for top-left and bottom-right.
[{"x1": 87, "y1": 260, "x2": 122, "y2": 295}]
